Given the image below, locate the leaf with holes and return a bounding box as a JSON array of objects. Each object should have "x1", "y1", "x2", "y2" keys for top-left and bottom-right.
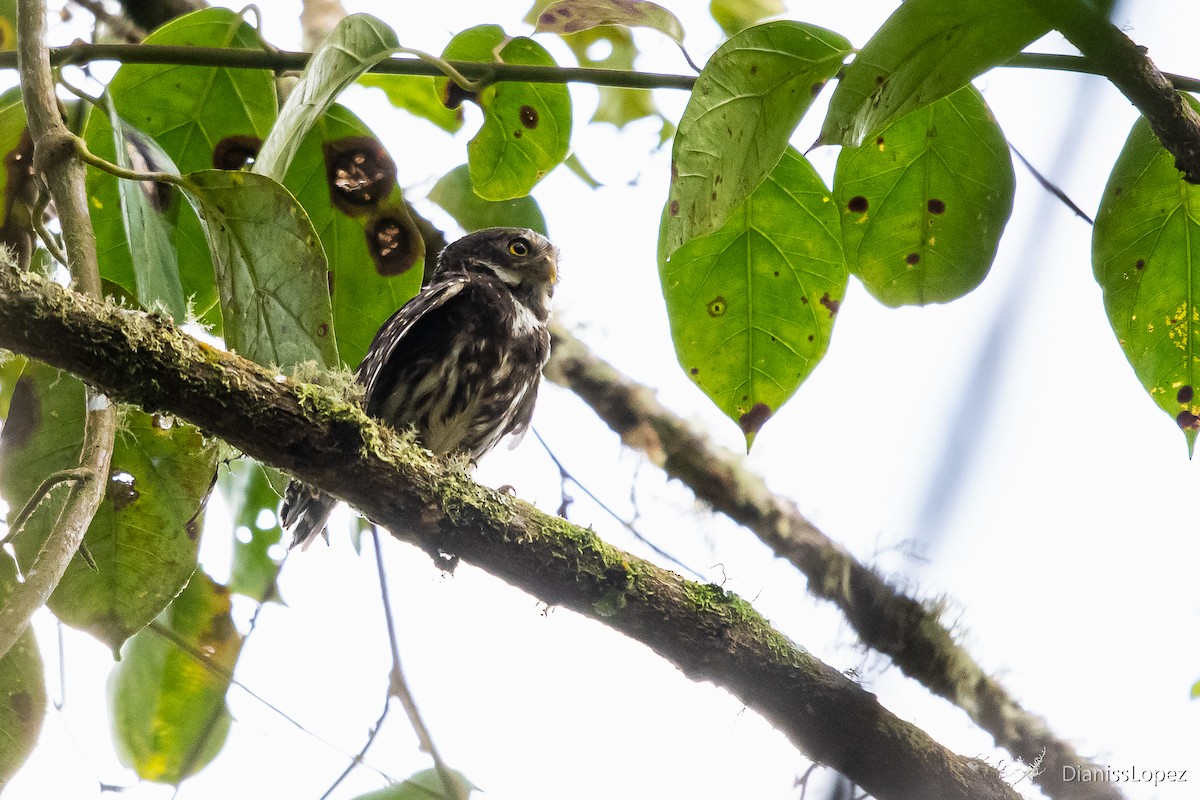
[
  {"x1": 87, "y1": 6, "x2": 277, "y2": 328},
  {"x1": 110, "y1": 571, "x2": 242, "y2": 784},
  {"x1": 181, "y1": 170, "x2": 338, "y2": 369},
  {"x1": 106, "y1": 94, "x2": 188, "y2": 321},
  {"x1": 282, "y1": 104, "x2": 424, "y2": 368},
  {"x1": 535, "y1": 0, "x2": 685, "y2": 47},
  {"x1": 661, "y1": 21, "x2": 850, "y2": 262},
  {"x1": 1093, "y1": 103, "x2": 1200, "y2": 453},
  {"x1": 820, "y1": 0, "x2": 1048, "y2": 148},
  {"x1": 660, "y1": 148, "x2": 846, "y2": 448},
  {"x1": 429, "y1": 164, "x2": 548, "y2": 236},
  {"x1": 834, "y1": 86, "x2": 1014, "y2": 306},
  {"x1": 439, "y1": 25, "x2": 572, "y2": 201},
  {"x1": 255, "y1": 13, "x2": 398, "y2": 182},
  {"x1": 0, "y1": 552, "x2": 45, "y2": 790},
  {"x1": 0, "y1": 362, "x2": 218, "y2": 653},
  {"x1": 358, "y1": 74, "x2": 464, "y2": 133}
]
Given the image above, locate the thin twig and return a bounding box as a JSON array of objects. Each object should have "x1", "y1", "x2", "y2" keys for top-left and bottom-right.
[
  {"x1": 69, "y1": 0, "x2": 146, "y2": 42},
  {"x1": 370, "y1": 525, "x2": 464, "y2": 800},
  {"x1": 1009, "y1": 142, "x2": 1094, "y2": 224},
  {"x1": 1, "y1": 467, "x2": 89, "y2": 544},
  {"x1": 530, "y1": 428, "x2": 708, "y2": 582}
]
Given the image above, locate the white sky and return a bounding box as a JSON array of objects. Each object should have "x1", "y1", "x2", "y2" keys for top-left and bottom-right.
[{"x1": 7, "y1": 1, "x2": 1200, "y2": 799}]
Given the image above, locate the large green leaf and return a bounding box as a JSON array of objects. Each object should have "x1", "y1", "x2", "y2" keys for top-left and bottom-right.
[
  {"x1": 87, "y1": 6, "x2": 277, "y2": 327},
  {"x1": 834, "y1": 86, "x2": 1014, "y2": 306},
  {"x1": 439, "y1": 26, "x2": 572, "y2": 201},
  {"x1": 661, "y1": 21, "x2": 851, "y2": 261},
  {"x1": 180, "y1": 170, "x2": 338, "y2": 369},
  {"x1": 109, "y1": 571, "x2": 242, "y2": 784},
  {"x1": 429, "y1": 164, "x2": 548, "y2": 236},
  {"x1": 106, "y1": 94, "x2": 188, "y2": 322},
  {"x1": 220, "y1": 459, "x2": 282, "y2": 602},
  {"x1": 282, "y1": 105, "x2": 425, "y2": 368},
  {"x1": 820, "y1": 0, "x2": 1048, "y2": 148},
  {"x1": 1093, "y1": 104, "x2": 1200, "y2": 453},
  {"x1": 255, "y1": 13, "x2": 398, "y2": 182},
  {"x1": 0, "y1": 552, "x2": 45, "y2": 791},
  {"x1": 659, "y1": 148, "x2": 847, "y2": 447},
  {"x1": 0, "y1": 362, "x2": 218, "y2": 653}
]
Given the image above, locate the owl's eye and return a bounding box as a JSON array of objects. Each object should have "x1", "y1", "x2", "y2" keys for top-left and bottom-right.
[{"x1": 508, "y1": 238, "x2": 531, "y2": 257}]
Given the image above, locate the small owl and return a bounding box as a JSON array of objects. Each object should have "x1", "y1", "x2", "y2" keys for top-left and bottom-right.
[{"x1": 281, "y1": 227, "x2": 559, "y2": 549}]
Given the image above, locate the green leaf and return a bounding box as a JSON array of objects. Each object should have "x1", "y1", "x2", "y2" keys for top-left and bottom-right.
[
  {"x1": 283, "y1": 104, "x2": 425, "y2": 367},
  {"x1": 0, "y1": 85, "x2": 34, "y2": 260},
  {"x1": 440, "y1": 25, "x2": 572, "y2": 201},
  {"x1": 109, "y1": 570, "x2": 242, "y2": 784},
  {"x1": 351, "y1": 768, "x2": 477, "y2": 800},
  {"x1": 820, "y1": 0, "x2": 1049, "y2": 148},
  {"x1": 833, "y1": 86, "x2": 1014, "y2": 306},
  {"x1": 106, "y1": 94, "x2": 188, "y2": 322},
  {"x1": 220, "y1": 459, "x2": 283, "y2": 602},
  {"x1": 87, "y1": 6, "x2": 277, "y2": 328},
  {"x1": 709, "y1": 0, "x2": 785, "y2": 36},
  {"x1": 255, "y1": 13, "x2": 399, "y2": 182},
  {"x1": 661, "y1": 21, "x2": 851, "y2": 261},
  {"x1": 0, "y1": 362, "x2": 219, "y2": 652},
  {"x1": 0, "y1": 553, "x2": 46, "y2": 791},
  {"x1": 0, "y1": 0, "x2": 15, "y2": 52},
  {"x1": 0, "y1": 351, "x2": 25, "y2": 419},
  {"x1": 535, "y1": 0, "x2": 685, "y2": 47},
  {"x1": 358, "y1": 74, "x2": 464, "y2": 133},
  {"x1": 180, "y1": 170, "x2": 338, "y2": 369},
  {"x1": 1191, "y1": 679, "x2": 1200, "y2": 699},
  {"x1": 1093, "y1": 103, "x2": 1200, "y2": 453},
  {"x1": 659, "y1": 148, "x2": 847, "y2": 448},
  {"x1": 429, "y1": 164, "x2": 548, "y2": 236}
]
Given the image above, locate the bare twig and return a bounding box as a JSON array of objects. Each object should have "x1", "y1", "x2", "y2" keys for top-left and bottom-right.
[{"x1": 370, "y1": 526, "x2": 464, "y2": 800}]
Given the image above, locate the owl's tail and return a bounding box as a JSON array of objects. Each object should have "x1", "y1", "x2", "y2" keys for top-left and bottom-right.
[{"x1": 280, "y1": 480, "x2": 337, "y2": 550}]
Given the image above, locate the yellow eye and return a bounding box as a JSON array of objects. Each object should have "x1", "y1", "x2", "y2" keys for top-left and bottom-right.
[{"x1": 508, "y1": 238, "x2": 530, "y2": 257}]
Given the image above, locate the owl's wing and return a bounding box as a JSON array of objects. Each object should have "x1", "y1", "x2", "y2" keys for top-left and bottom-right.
[
  {"x1": 356, "y1": 276, "x2": 468, "y2": 401},
  {"x1": 503, "y1": 381, "x2": 540, "y2": 448}
]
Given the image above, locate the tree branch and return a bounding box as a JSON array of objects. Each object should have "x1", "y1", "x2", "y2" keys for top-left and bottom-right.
[
  {"x1": 0, "y1": 263, "x2": 1024, "y2": 800},
  {"x1": 0, "y1": 0, "x2": 117, "y2": 662},
  {"x1": 1028, "y1": 0, "x2": 1200, "y2": 182},
  {"x1": 544, "y1": 324, "x2": 1127, "y2": 800}
]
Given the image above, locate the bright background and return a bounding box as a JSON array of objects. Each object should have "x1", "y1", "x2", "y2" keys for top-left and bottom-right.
[{"x1": 4, "y1": 1, "x2": 1200, "y2": 799}]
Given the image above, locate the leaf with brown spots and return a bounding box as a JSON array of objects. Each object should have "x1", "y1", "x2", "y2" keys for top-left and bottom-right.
[
  {"x1": 834, "y1": 86, "x2": 1013, "y2": 306},
  {"x1": 357, "y1": 74, "x2": 465, "y2": 134},
  {"x1": 820, "y1": 0, "x2": 1049, "y2": 147},
  {"x1": 660, "y1": 148, "x2": 846, "y2": 449},
  {"x1": 282, "y1": 105, "x2": 425, "y2": 368},
  {"x1": 1094, "y1": 96, "x2": 1200, "y2": 454},
  {"x1": 661, "y1": 21, "x2": 850, "y2": 261},
  {"x1": 0, "y1": 362, "x2": 218, "y2": 653},
  {"x1": 438, "y1": 25, "x2": 572, "y2": 201}
]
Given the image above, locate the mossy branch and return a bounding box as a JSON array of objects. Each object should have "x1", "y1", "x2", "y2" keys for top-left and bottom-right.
[
  {"x1": 544, "y1": 324, "x2": 1129, "y2": 800},
  {"x1": 0, "y1": 263, "x2": 1024, "y2": 800}
]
